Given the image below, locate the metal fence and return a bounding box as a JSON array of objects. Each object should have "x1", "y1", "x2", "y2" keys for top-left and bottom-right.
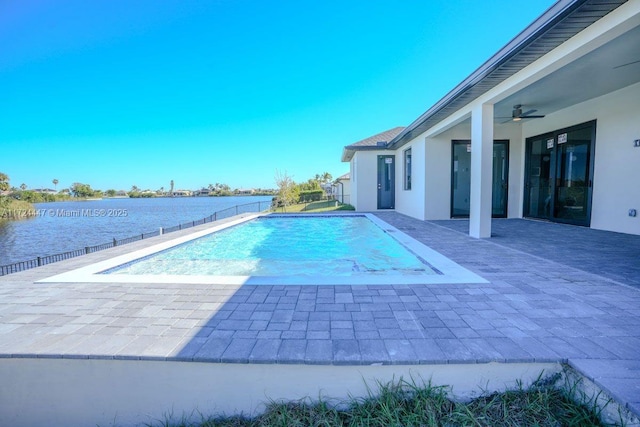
[
  {"x1": 0, "y1": 200, "x2": 272, "y2": 277},
  {"x1": 271, "y1": 195, "x2": 352, "y2": 213}
]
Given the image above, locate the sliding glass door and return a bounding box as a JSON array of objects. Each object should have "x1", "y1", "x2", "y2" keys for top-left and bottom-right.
[
  {"x1": 451, "y1": 140, "x2": 509, "y2": 218},
  {"x1": 524, "y1": 121, "x2": 595, "y2": 226}
]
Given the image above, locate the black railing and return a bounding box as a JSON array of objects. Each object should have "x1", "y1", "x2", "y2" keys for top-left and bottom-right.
[{"x1": 0, "y1": 200, "x2": 272, "y2": 277}]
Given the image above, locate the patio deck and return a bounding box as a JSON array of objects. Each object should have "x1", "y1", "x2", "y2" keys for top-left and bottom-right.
[{"x1": 0, "y1": 212, "x2": 639, "y2": 425}]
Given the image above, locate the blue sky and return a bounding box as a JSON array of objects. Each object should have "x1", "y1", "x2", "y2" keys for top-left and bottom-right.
[{"x1": 1, "y1": 0, "x2": 556, "y2": 191}]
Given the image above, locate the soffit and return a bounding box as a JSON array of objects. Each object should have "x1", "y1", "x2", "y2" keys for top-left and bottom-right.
[
  {"x1": 494, "y1": 22, "x2": 640, "y2": 121},
  {"x1": 388, "y1": 0, "x2": 628, "y2": 148}
]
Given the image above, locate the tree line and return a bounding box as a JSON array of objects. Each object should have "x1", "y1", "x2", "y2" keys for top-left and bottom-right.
[
  {"x1": 273, "y1": 171, "x2": 334, "y2": 209},
  {"x1": 0, "y1": 173, "x2": 276, "y2": 201}
]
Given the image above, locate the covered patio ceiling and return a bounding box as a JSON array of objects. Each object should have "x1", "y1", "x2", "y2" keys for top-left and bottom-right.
[
  {"x1": 388, "y1": 0, "x2": 640, "y2": 146},
  {"x1": 493, "y1": 22, "x2": 640, "y2": 124}
]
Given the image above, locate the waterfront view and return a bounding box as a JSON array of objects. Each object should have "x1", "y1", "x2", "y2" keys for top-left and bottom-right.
[
  {"x1": 3, "y1": 2, "x2": 640, "y2": 426},
  {"x1": 0, "y1": 195, "x2": 271, "y2": 266}
]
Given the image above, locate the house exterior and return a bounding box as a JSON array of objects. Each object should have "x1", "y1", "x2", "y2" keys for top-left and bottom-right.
[
  {"x1": 343, "y1": 0, "x2": 640, "y2": 237},
  {"x1": 342, "y1": 127, "x2": 406, "y2": 212},
  {"x1": 32, "y1": 188, "x2": 57, "y2": 195}
]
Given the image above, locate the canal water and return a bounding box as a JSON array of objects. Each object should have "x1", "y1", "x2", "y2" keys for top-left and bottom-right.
[{"x1": 0, "y1": 196, "x2": 272, "y2": 266}]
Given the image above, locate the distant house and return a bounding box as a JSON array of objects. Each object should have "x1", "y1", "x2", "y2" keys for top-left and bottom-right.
[
  {"x1": 321, "y1": 182, "x2": 334, "y2": 197},
  {"x1": 334, "y1": 173, "x2": 351, "y2": 204},
  {"x1": 343, "y1": 1, "x2": 640, "y2": 237},
  {"x1": 236, "y1": 189, "x2": 254, "y2": 195},
  {"x1": 32, "y1": 188, "x2": 57, "y2": 195},
  {"x1": 195, "y1": 188, "x2": 211, "y2": 197},
  {"x1": 172, "y1": 190, "x2": 192, "y2": 197},
  {"x1": 115, "y1": 190, "x2": 128, "y2": 197}
]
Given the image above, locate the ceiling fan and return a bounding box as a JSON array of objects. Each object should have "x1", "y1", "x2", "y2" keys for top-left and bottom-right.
[{"x1": 500, "y1": 105, "x2": 545, "y2": 123}]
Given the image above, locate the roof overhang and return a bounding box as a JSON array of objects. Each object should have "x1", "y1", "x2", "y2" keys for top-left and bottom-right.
[
  {"x1": 342, "y1": 126, "x2": 406, "y2": 162},
  {"x1": 388, "y1": 0, "x2": 630, "y2": 149},
  {"x1": 341, "y1": 145, "x2": 386, "y2": 162}
]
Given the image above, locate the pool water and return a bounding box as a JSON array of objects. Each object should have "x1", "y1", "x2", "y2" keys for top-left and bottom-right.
[{"x1": 104, "y1": 215, "x2": 435, "y2": 277}]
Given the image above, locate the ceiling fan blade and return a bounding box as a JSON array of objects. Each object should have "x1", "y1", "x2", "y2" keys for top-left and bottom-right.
[
  {"x1": 613, "y1": 59, "x2": 640, "y2": 69},
  {"x1": 521, "y1": 114, "x2": 545, "y2": 119}
]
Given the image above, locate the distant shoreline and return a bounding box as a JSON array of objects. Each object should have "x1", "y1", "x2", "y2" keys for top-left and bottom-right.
[{"x1": 1, "y1": 194, "x2": 274, "y2": 221}]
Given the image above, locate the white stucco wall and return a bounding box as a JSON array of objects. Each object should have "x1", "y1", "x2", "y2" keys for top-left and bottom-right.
[
  {"x1": 0, "y1": 358, "x2": 559, "y2": 427},
  {"x1": 393, "y1": 124, "x2": 523, "y2": 222},
  {"x1": 395, "y1": 138, "x2": 426, "y2": 219},
  {"x1": 523, "y1": 81, "x2": 640, "y2": 235},
  {"x1": 506, "y1": 125, "x2": 525, "y2": 218},
  {"x1": 350, "y1": 150, "x2": 389, "y2": 211},
  {"x1": 349, "y1": 158, "x2": 358, "y2": 209},
  {"x1": 425, "y1": 133, "x2": 455, "y2": 220}
]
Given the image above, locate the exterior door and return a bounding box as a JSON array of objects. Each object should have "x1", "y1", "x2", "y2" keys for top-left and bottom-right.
[
  {"x1": 492, "y1": 141, "x2": 509, "y2": 218},
  {"x1": 377, "y1": 155, "x2": 395, "y2": 209},
  {"x1": 524, "y1": 120, "x2": 595, "y2": 226},
  {"x1": 451, "y1": 140, "x2": 509, "y2": 218},
  {"x1": 451, "y1": 142, "x2": 472, "y2": 217}
]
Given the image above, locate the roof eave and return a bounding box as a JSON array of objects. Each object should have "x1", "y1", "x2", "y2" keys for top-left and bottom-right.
[
  {"x1": 342, "y1": 145, "x2": 390, "y2": 162},
  {"x1": 341, "y1": 147, "x2": 354, "y2": 162},
  {"x1": 387, "y1": 0, "x2": 625, "y2": 149}
]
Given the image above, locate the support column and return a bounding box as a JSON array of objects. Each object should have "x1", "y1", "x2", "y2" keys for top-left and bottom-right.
[{"x1": 469, "y1": 103, "x2": 494, "y2": 238}]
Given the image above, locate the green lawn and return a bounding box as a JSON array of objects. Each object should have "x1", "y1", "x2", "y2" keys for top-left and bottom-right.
[{"x1": 272, "y1": 200, "x2": 355, "y2": 213}]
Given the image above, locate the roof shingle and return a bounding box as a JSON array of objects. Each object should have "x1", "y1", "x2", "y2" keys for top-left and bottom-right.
[
  {"x1": 346, "y1": 126, "x2": 405, "y2": 149},
  {"x1": 341, "y1": 126, "x2": 405, "y2": 162}
]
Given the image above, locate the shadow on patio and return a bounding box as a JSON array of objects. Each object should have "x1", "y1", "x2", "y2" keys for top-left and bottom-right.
[{"x1": 172, "y1": 212, "x2": 640, "y2": 416}]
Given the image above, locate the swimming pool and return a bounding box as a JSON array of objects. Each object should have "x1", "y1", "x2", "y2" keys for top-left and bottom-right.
[
  {"x1": 39, "y1": 213, "x2": 487, "y2": 285},
  {"x1": 103, "y1": 215, "x2": 435, "y2": 277}
]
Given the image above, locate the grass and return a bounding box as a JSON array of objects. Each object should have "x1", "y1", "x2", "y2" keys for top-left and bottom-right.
[
  {"x1": 0, "y1": 197, "x2": 36, "y2": 220},
  {"x1": 144, "y1": 374, "x2": 619, "y2": 427},
  {"x1": 272, "y1": 200, "x2": 355, "y2": 213}
]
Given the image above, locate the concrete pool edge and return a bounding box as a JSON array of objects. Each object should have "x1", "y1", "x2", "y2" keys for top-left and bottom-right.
[{"x1": 36, "y1": 212, "x2": 488, "y2": 286}]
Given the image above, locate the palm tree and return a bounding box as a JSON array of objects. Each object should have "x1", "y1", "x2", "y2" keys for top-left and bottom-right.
[
  {"x1": 322, "y1": 172, "x2": 332, "y2": 183},
  {"x1": 169, "y1": 179, "x2": 175, "y2": 196},
  {"x1": 52, "y1": 178, "x2": 59, "y2": 191},
  {"x1": 20, "y1": 183, "x2": 27, "y2": 191},
  {"x1": 0, "y1": 172, "x2": 9, "y2": 192}
]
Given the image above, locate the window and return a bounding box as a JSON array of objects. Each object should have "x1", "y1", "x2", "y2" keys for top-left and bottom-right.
[{"x1": 404, "y1": 148, "x2": 412, "y2": 190}]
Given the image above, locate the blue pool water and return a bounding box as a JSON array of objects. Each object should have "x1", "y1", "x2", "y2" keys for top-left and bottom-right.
[{"x1": 104, "y1": 215, "x2": 435, "y2": 277}]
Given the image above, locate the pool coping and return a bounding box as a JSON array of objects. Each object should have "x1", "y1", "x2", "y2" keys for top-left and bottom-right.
[{"x1": 36, "y1": 212, "x2": 488, "y2": 286}]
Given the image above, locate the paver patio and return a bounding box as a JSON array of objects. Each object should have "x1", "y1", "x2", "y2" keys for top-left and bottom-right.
[{"x1": 0, "y1": 212, "x2": 639, "y2": 420}]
